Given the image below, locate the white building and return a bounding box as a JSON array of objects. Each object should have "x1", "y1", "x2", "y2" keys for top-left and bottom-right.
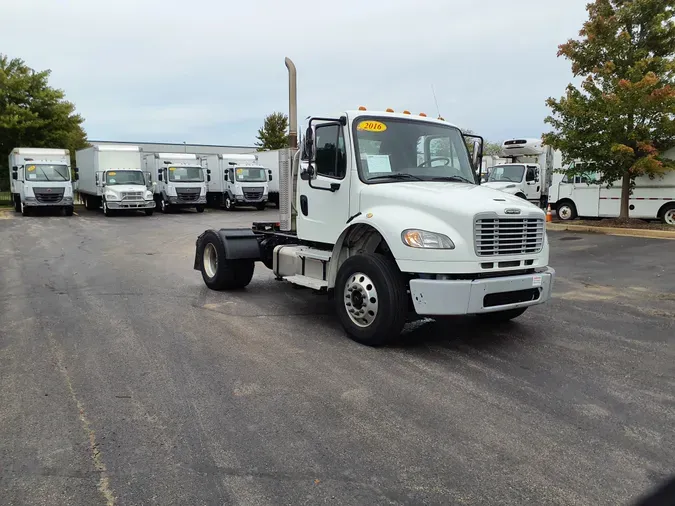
[{"x1": 88, "y1": 140, "x2": 257, "y2": 156}]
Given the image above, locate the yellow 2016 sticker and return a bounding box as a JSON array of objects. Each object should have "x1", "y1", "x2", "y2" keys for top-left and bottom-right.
[
  {"x1": 236, "y1": 168, "x2": 243, "y2": 175},
  {"x1": 169, "y1": 167, "x2": 176, "y2": 171},
  {"x1": 27, "y1": 165, "x2": 36, "y2": 172},
  {"x1": 357, "y1": 120, "x2": 387, "y2": 132},
  {"x1": 108, "y1": 171, "x2": 116, "y2": 176}
]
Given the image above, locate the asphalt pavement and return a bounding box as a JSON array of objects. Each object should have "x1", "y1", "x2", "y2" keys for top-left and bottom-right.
[{"x1": 0, "y1": 206, "x2": 673, "y2": 506}]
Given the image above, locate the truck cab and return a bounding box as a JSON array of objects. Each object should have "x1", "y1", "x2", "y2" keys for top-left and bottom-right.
[
  {"x1": 483, "y1": 163, "x2": 542, "y2": 202},
  {"x1": 143, "y1": 152, "x2": 207, "y2": 213},
  {"x1": 9, "y1": 148, "x2": 76, "y2": 216},
  {"x1": 223, "y1": 164, "x2": 269, "y2": 211},
  {"x1": 194, "y1": 105, "x2": 555, "y2": 346}
]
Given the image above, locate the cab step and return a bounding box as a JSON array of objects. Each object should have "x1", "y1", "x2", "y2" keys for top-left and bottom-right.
[
  {"x1": 297, "y1": 248, "x2": 332, "y2": 262},
  {"x1": 283, "y1": 275, "x2": 328, "y2": 291}
]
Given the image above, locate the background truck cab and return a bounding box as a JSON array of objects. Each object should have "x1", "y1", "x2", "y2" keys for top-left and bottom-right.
[
  {"x1": 9, "y1": 147, "x2": 76, "y2": 216},
  {"x1": 204, "y1": 153, "x2": 271, "y2": 211},
  {"x1": 142, "y1": 152, "x2": 207, "y2": 213}
]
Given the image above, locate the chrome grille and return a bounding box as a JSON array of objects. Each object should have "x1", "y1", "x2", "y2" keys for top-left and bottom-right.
[
  {"x1": 474, "y1": 217, "x2": 545, "y2": 256},
  {"x1": 176, "y1": 187, "x2": 201, "y2": 202},
  {"x1": 242, "y1": 187, "x2": 264, "y2": 201},
  {"x1": 121, "y1": 191, "x2": 143, "y2": 201}
]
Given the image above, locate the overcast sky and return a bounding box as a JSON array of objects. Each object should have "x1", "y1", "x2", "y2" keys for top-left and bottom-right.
[{"x1": 2, "y1": 0, "x2": 590, "y2": 147}]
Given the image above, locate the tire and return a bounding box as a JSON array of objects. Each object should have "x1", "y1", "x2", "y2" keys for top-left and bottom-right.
[
  {"x1": 64, "y1": 206, "x2": 74, "y2": 217},
  {"x1": 14, "y1": 196, "x2": 20, "y2": 213},
  {"x1": 145, "y1": 208, "x2": 154, "y2": 216},
  {"x1": 103, "y1": 200, "x2": 114, "y2": 217},
  {"x1": 659, "y1": 204, "x2": 675, "y2": 226},
  {"x1": 160, "y1": 197, "x2": 169, "y2": 214},
  {"x1": 256, "y1": 202, "x2": 266, "y2": 211},
  {"x1": 200, "y1": 231, "x2": 255, "y2": 290},
  {"x1": 556, "y1": 201, "x2": 577, "y2": 221},
  {"x1": 224, "y1": 195, "x2": 234, "y2": 211},
  {"x1": 477, "y1": 307, "x2": 527, "y2": 323},
  {"x1": 196, "y1": 205, "x2": 205, "y2": 213},
  {"x1": 334, "y1": 253, "x2": 408, "y2": 346},
  {"x1": 21, "y1": 201, "x2": 30, "y2": 216},
  {"x1": 84, "y1": 196, "x2": 94, "y2": 210}
]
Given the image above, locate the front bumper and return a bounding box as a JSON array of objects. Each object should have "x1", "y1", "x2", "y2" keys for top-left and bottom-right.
[
  {"x1": 409, "y1": 267, "x2": 555, "y2": 316},
  {"x1": 235, "y1": 195, "x2": 267, "y2": 204},
  {"x1": 168, "y1": 196, "x2": 206, "y2": 206},
  {"x1": 24, "y1": 197, "x2": 73, "y2": 207},
  {"x1": 107, "y1": 200, "x2": 155, "y2": 210}
]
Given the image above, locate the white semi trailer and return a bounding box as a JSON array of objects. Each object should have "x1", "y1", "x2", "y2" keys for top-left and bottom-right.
[
  {"x1": 9, "y1": 148, "x2": 75, "y2": 216},
  {"x1": 482, "y1": 138, "x2": 562, "y2": 208},
  {"x1": 192, "y1": 58, "x2": 555, "y2": 346},
  {"x1": 142, "y1": 152, "x2": 207, "y2": 213},
  {"x1": 76, "y1": 145, "x2": 155, "y2": 217},
  {"x1": 203, "y1": 153, "x2": 270, "y2": 210}
]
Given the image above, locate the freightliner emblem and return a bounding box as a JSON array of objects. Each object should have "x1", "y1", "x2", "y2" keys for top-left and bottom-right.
[{"x1": 504, "y1": 208, "x2": 521, "y2": 215}]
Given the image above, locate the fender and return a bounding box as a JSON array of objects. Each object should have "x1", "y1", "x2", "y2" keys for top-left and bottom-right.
[{"x1": 193, "y1": 228, "x2": 261, "y2": 270}]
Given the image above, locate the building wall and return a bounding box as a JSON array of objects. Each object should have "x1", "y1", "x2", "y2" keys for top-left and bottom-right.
[{"x1": 89, "y1": 140, "x2": 258, "y2": 156}]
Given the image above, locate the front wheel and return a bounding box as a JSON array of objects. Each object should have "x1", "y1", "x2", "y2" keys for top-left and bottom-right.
[
  {"x1": 256, "y1": 202, "x2": 266, "y2": 211},
  {"x1": 21, "y1": 201, "x2": 30, "y2": 216},
  {"x1": 195, "y1": 205, "x2": 205, "y2": 213},
  {"x1": 556, "y1": 201, "x2": 577, "y2": 221},
  {"x1": 200, "y1": 231, "x2": 255, "y2": 290},
  {"x1": 145, "y1": 208, "x2": 154, "y2": 216},
  {"x1": 103, "y1": 200, "x2": 114, "y2": 217},
  {"x1": 334, "y1": 253, "x2": 408, "y2": 347},
  {"x1": 64, "y1": 206, "x2": 74, "y2": 217},
  {"x1": 160, "y1": 197, "x2": 169, "y2": 214},
  {"x1": 14, "y1": 196, "x2": 21, "y2": 213},
  {"x1": 476, "y1": 307, "x2": 527, "y2": 323},
  {"x1": 224, "y1": 195, "x2": 234, "y2": 211}
]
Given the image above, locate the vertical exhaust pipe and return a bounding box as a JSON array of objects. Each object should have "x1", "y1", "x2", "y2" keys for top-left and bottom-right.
[
  {"x1": 285, "y1": 57, "x2": 298, "y2": 150},
  {"x1": 279, "y1": 57, "x2": 298, "y2": 231}
]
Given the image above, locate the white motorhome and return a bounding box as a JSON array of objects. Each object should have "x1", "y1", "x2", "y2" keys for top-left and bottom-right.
[
  {"x1": 203, "y1": 153, "x2": 270, "y2": 210},
  {"x1": 549, "y1": 153, "x2": 675, "y2": 224},
  {"x1": 483, "y1": 138, "x2": 563, "y2": 208},
  {"x1": 142, "y1": 152, "x2": 207, "y2": 213},
  {"x1": 75, "y1": 145, "x2": 155, "y2": 217},
  {"x1": 192, "y1": 58, "x2": 555, "y2": 347},
  {"x1": 9, "y1": 148, "x2": 75, "y2": 216},
  {"x1": 255, "y1": 149, "x2": 283, "y2": 206}
]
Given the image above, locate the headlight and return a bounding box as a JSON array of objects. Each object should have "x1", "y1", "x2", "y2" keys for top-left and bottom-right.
[
  {"x1": 145, "y1": 191, "x2": 153, "y2": 200},
  {"x1": 105, "y1": 192, "x2": 119, "y2": 201},
  {"x1": 401, "y1": 229, "x2": 455, "y2": 249}
]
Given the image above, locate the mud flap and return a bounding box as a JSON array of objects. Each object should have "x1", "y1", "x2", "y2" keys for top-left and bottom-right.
[{"x1": 193, "y1": 228, "x2": 261, "y2": 271}]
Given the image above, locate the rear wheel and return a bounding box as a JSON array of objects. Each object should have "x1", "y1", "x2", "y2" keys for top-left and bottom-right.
[
  {"x1": 556, "y1": 201, "x2": 577, "y2": 221},
  {"x1": 660, "y1": 204, "x2": 675, "y2": 225},
  {"x1": 477, "y1": 307, "x2": 527, "y2": 323},
  {"x1": 200, "y1": 231, "x2": 255, "y2": 290},
  {"x1": 334, "y1": 253, "x2": 408, "y2": 347}
]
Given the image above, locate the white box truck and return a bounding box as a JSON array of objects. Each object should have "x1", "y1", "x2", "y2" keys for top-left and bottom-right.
[
  {"x1": 9, "y1": 147, "x2": 75, "y2": 216},
  {"x1": 192, "y1": 58, "x2": 555, "y2": 347},
  {"x1": 75, "y1": 145, "x2": 155, "y2": 217},
  {"x1": 255, "y1": 149, "x2": 282, "y2": 206},
  {"x1": 482, "y1": 138, "x2": 563, "y2": 208},
  {"x1": 203, "y1": 153, "x2": 270, "y2": 210},
  {"x1": 142, "y1": 152, "x2": 207, "y2": 213}
]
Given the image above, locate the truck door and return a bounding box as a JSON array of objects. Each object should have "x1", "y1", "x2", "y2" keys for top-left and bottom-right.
[
  {"x1": 524, "y1": 165, "x2": 540, "y2": 203},
  {"x1": 296, "y1": 121, "x2": 351, "y2": 244},
  {"x1": 571, "y1": 173, "x2": 600, "y2": 217}
]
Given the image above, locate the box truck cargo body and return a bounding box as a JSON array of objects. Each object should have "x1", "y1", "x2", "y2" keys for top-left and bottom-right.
[
  {"x1": 254, "y1": 149, "x2": 282, "y2": 206},
  {"x1": 9, "y1": 147, "x2": 75, "y2": 216},
  {"x1": 75, "y1": 145, "x2": 155, "y2": 217}
]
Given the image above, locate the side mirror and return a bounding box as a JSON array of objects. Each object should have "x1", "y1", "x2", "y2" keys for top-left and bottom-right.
[
  {"x1": 74, "y1": 173, "x2": 79, "y2": 181},
  {"x1": 471, "y1": 139, "x2": 481, "y2": 171},
  {"x1": 206, "y1": 169, "x2": 211, "y2": 175},
  {"x1": 268, "y1": 169, "x2": 273, "y2": 182},
  {"x1": 207, "y1": 175, "x2": 211, "y2": 182},
  {"x1": 12, "y1": 173, "x2": 18, "y2": 180},
  {"x1": 74, "y1": 167, "x2": 79, "y2": 173},
  {"x1": 158, "y1": 172, "x2": 163, "y2": 182},
  {"x1": 12, "y1": 166, "x2": 18, "y2": 171},
  {"x1": 303, "y1": 125, "x2": 315, "y2": 162}
]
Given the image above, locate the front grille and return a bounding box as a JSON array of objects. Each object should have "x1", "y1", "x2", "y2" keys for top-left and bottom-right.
[
  {"x1": 121, "y1": 192, "x2": 143, "y2": 201},
  {"x1": 242, "y1": 187, "x2": 264, "y2": 201},
  {"x1": 34, "y1": 188, "x2": 64, "y2": 203},
  {"x1": 176, "y1": 187, "x2": 201, "y2": 202},
  {"x1": 474, "y1": 217, "x2": 545, "y2": 256}
]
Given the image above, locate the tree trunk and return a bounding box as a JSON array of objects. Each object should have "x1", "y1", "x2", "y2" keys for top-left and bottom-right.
[{"x1": 619, "y1": 171, "x2": 631, "y2": 219}]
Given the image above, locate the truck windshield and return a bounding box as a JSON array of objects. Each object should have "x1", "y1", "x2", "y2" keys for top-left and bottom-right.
[
  {"x1": 487, "y1": 165, "x2": 525, "y2": 183},
  {"x1": 168, "y1": 166, "x2": 204, "y2": 182},
  {"x1": 352, "y1": 117, "x2": 475, "y2": 184},
  {"x1": 235, "y1": 167, "x2": 267, "y2": 182},
  {"x1": 106, "y1": 170, "x2": 145, "y2": 185},
  {"x1": 25, "y1": 164, "x2": 70, "y2": 182}
]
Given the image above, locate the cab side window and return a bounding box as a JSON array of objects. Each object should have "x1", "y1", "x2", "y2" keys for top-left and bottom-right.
[
  {"x1": 315, "y1": 124, "x2": 347, "y2": 179},
  {"x1": 526, "y1": 167, "x2": 536, "y2": 181}
]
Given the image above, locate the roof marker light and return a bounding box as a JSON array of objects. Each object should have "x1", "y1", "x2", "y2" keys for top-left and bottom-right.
[
  {"x1": 419, "y1": 112, "x2": 427, "y2": 117},
  {"x1": 386, "y1": 108, "x2": 394, "y2": 112},
  {"x1": 358, "y1": 106, "x2": 367, "y2": 111},
  {"x1": 403, "y1": 110, "x2": 411, "y2": 115}
]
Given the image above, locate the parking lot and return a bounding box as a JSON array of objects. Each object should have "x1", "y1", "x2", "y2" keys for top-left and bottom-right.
[{"x1": 0, "y1": 206, "x2": 673, "y2": 505}]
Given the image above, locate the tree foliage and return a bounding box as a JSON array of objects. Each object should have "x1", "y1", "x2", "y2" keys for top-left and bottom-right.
[
  {"x1": 255, "y1": 112, "x2": 289, "y2": 151},
  {"x1": 543, "y1": 0, "x2": 675, "y2": 218},
  {"x1": 0, "y1": 54, "x2": 88, "y2": 188}
]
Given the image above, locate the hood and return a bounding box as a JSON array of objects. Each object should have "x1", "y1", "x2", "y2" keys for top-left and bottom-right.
[
  {"x1": 360, "y1": 182, "x2": 542, "y2": 217},
  {"x1": 482, "y1": 181, "x2": 522, "y2": 192}
]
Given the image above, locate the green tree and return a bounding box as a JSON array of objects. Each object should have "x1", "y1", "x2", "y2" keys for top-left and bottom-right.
[
  {"x1": 0, "y1": 54, "x2": 88, "y2": 188},
  {"x1": 543, "y1": 0, "x2": 675, "y2": 219},
  {"x1": 255, "y1": 112, "x2": 289, "y2": 151}
]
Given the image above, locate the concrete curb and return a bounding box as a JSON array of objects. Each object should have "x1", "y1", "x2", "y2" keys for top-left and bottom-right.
[{"x1": 546, "y1": 222, "x2": 675, "y2": 240}]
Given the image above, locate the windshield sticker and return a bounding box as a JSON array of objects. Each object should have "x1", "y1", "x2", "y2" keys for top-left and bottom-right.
[
  {"x1": 27, "y1": 165, "x2": 36, "y2": 172},
  {"x1": 236, "y1": 168, "x2": 243, "y2": 175},
  {"x1": 28, "y1": 174, "x2": 37, "y2": 179},
  {"x1": 366, "y1": 155, "x2": 392, "y2": 173},
  {"x1": 169, "y1": 167, "x2": 176, "y2": 171},
  {"x1": 357, "y1": 120, "x2": 387, "y2": 132},
  {"x1": 175, "y1": 175, "x2": 181, "y2": 180},
  {"x1": 108, "y1": 171, "x2": 116, "y2": 176}
]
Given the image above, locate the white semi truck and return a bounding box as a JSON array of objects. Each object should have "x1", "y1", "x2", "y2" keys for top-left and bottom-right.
[
  {"x1": 9, "y1": 148, "x2": 75, "y2": 216},
  {"x1": 255, "y1": 149, "x2": 283, "y2": 206},
  {"x1": 192, "y1": 58, "x2": 555, "y2": 346},
  {"x1": 142, "y1": 152, "x2": 207, "y2": 213},
  {"x1": 483, "y1": 138, "x2": 563, "y2": 208},
  {"x1": 75, "y1": 145, "x2": 155, "y2": 217},
  {"x1": 203, "y1": 153, "x2": 270, "y2": 210}
]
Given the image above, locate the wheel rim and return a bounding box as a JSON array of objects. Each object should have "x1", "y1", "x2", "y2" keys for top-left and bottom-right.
[
  {"x1": 559, "y1": 205, "x2": 572, "y2": 220},
  {"x1": 665, "y1": 209, "x2": 675, "y2": 225},
  {"x1": 225, "y1": 198, "x2": 231, "y2": 209},
  {"x1": 344, "y1": 272, "x2": 379, "y2": 328},
  {"x1": 203, "y1": 243, "x2": 218, "y2": 278}
]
